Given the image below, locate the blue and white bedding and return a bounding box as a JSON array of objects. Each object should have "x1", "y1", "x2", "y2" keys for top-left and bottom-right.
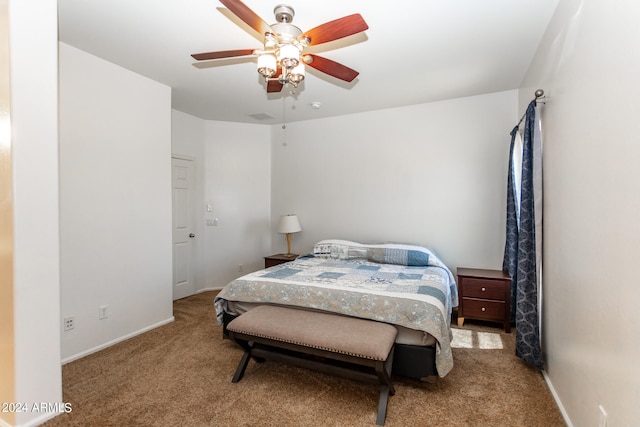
[{"x1": 214, "y1": 240, "x2": 458, "y2": 377}]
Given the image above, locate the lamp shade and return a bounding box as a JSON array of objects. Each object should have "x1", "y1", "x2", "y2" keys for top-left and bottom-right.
[{"x1": 277, "y1": 214, "x2": 302, "y2": 234}]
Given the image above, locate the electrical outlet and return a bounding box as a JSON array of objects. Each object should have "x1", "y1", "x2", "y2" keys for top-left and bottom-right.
[
  {"x1": 64, "y1": 316, "x2": 75, "y2": 331},
  {"x1": 598, "y1": 405, "x2": 607, "y2": 427},
  {"x1": 99, "y1": 305, "x2": 109, "y2": 319},
  {"x1": 238, "y1": 264, "x2": 243, "y2": 273}
]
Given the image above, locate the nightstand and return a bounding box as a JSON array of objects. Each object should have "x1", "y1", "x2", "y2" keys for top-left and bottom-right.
[
  {"x1": 264, "y1": 253, "x2": 298, "y2": 268},
  {"x1": 457, "y1": 268, "x2": 511, "y2": 333}
]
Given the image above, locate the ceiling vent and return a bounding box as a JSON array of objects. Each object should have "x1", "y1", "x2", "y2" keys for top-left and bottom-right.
[{"x1": 249, "y1": 112, "x2": 275, "y2": 121}]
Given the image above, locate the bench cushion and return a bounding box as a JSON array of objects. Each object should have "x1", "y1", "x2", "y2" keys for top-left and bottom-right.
[{"x1": 227, "y1": 305, "x2": 397, "y2": 361}]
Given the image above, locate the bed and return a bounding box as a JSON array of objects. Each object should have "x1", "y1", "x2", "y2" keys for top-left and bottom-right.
[{"x1": 214, "y1": 239, "x2": 459, "y2": 378}]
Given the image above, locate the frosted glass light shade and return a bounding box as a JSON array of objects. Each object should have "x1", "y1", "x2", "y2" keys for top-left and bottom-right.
[
  {"x1": 277, "y1": 44, "x2": 299, "y2": 68},
  {"x1": 289, "y1": 63, "x2": 305, "y2": 84},
  {"x1": 257, "y1": 54, "x2": 276, "y2": 77}
]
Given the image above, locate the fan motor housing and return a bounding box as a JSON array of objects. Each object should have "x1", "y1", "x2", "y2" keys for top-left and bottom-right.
[
  {"x1": 271, "y1": 5, "x2": 301, "y2": 43},
  {"x1": 270, "y1": 22, "x2": 302, "y2": 42}
]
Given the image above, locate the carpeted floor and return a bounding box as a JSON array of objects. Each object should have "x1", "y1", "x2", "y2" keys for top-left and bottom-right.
[{"x1": 44, "y1": 291, "x2": 564, "y2": 426}]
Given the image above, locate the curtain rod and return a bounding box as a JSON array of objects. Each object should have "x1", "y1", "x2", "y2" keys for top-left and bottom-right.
[{"x1": 516, "y1": 89, "x2": 546, "y2": 128}]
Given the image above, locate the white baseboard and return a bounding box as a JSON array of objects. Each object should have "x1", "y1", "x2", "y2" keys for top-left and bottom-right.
[
  {"x1": 1, "y1": 410, "x2": 61, "y2": 427},
  {"x1": 542, "y1": 369, "x2": 573, "y2": 427},
  {"x1": 197, "y1": 286, "x2": 224, "y2": 293},
  {"x1": 61, "y1": 317, "x2": 175, "y2": 365}
]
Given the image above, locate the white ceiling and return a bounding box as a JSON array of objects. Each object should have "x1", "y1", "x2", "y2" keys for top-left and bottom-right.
[{"x1": 58, "y1": 0, "x2": 559, "y2": 124}]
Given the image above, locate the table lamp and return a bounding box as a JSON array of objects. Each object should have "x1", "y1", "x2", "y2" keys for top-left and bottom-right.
[{"x1": 277, "y1": 214, "x2": 302, "y2": 256}]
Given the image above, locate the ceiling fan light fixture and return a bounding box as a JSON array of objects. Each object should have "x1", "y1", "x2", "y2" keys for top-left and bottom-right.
[
  {"x1": 277, "y1": 43, "x2": 300, "y2": 69},
  {"x1": 288, "y1": 62, "x2": 305, "y2": 85},
  {"x1": 257, "y1": 53, "x2": 277, "y2": 78}
]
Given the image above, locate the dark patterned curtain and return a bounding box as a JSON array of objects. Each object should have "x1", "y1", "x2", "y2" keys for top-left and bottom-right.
[{"x1": 503, "y1": 101, "x2": 543, "y2": 369}]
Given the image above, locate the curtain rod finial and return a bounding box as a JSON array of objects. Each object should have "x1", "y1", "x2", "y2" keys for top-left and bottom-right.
[{"x1": 534, "y1": 89, "x2": 544, "y2": 98}]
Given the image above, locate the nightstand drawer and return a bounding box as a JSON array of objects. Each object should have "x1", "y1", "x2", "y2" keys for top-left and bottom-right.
[
  {"x1": 462, "y1": 298, "x2": 505, "y2": 320},
  {"x1": 459, "y1": 278, "x2": 506, "y2": 299}
]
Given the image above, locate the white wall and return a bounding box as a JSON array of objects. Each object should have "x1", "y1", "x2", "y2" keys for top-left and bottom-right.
[
  {"x1": 202, "y1": 120, "x2": 271, "y2": 288},
  {"x1": 59, "y1": 43, "x2": 173, "y2": 361},
  {"x1": 271, "y1": 90, "x2": 518, "y2": 270},
  {"x1": 521, "y1": 0, "x2": 640, "y2": 425},
  {"x1": 7, "y1": 1, "x2": 62, "y2": 426},
  {"x1": 171, "y1": 114, "x2": 272, "y2": 291}
]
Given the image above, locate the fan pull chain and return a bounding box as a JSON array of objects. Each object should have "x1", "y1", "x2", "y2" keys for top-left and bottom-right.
[{"x1": 281, "y1": 95, "x2": 287, "y2": 147}]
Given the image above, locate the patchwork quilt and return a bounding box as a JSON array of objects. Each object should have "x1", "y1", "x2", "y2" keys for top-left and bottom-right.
[{"x1": 215, "y1": 241, "x2": 458, "y2": 377}]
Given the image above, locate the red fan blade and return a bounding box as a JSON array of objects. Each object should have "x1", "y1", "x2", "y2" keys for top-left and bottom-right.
[
  {"x1": 267, "y1": 68, "x2": 284, "y2": 92},
  {"x1": 191, "y1": 49, "x2": 255, "y2": 61},
  {"x1": 302, "y1": 14, "x2": 368, "y2": 47},
  {"x1": 302, "y1": 54, "x2": 359, "y2": 82},
  {"x1": 267, "y1": 79, "x2": 284, "y2": 93},
  {"x1": 219, "y1": 0, "x2": 272, "y2": 36}
]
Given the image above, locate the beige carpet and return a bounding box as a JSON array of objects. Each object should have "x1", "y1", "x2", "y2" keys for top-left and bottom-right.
[{"x1": 44, "y1": 291, "x2": 564, "y2": 426}]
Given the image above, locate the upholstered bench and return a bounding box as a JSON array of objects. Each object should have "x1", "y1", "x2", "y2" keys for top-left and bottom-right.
[{"x1": 227, "y1": 305, "x2": 398, "y2": 426}]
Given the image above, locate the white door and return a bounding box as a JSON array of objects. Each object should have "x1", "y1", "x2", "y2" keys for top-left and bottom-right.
[{"x1": 172, "y1": 157, "x2": 196, "y2": 300}]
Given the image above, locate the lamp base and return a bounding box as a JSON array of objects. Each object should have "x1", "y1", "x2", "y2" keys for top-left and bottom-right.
[{"x1": 285, "y1": 233, "x2": 292, "y2": 255}]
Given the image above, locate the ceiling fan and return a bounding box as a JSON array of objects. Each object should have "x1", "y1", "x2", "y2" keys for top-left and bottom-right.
[{"x1": 191, "y1": 0, "x2": 369, "y2": 93}]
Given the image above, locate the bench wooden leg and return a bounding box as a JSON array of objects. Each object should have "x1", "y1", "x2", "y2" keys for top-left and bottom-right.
[
  {"x1": 376, "y1": 385, "x2": 391, "y2": 426},
  {"x1": 232, "y1": 350, "x2": 251, "y2": 383},
  {"x1": 374, "y1": 348, "x2": 395, "y2": 425},
  {"x1": 374, "y1": 348, "x2": 396, "y2": 395}
]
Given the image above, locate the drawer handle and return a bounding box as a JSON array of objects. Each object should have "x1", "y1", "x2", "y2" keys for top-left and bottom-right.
[
  {"x1": 481, "y1": 287, "x2": 486, "y2": 291},
  {"x1": 481, "y1": 307, "x2": 486, "y2": 312}
]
